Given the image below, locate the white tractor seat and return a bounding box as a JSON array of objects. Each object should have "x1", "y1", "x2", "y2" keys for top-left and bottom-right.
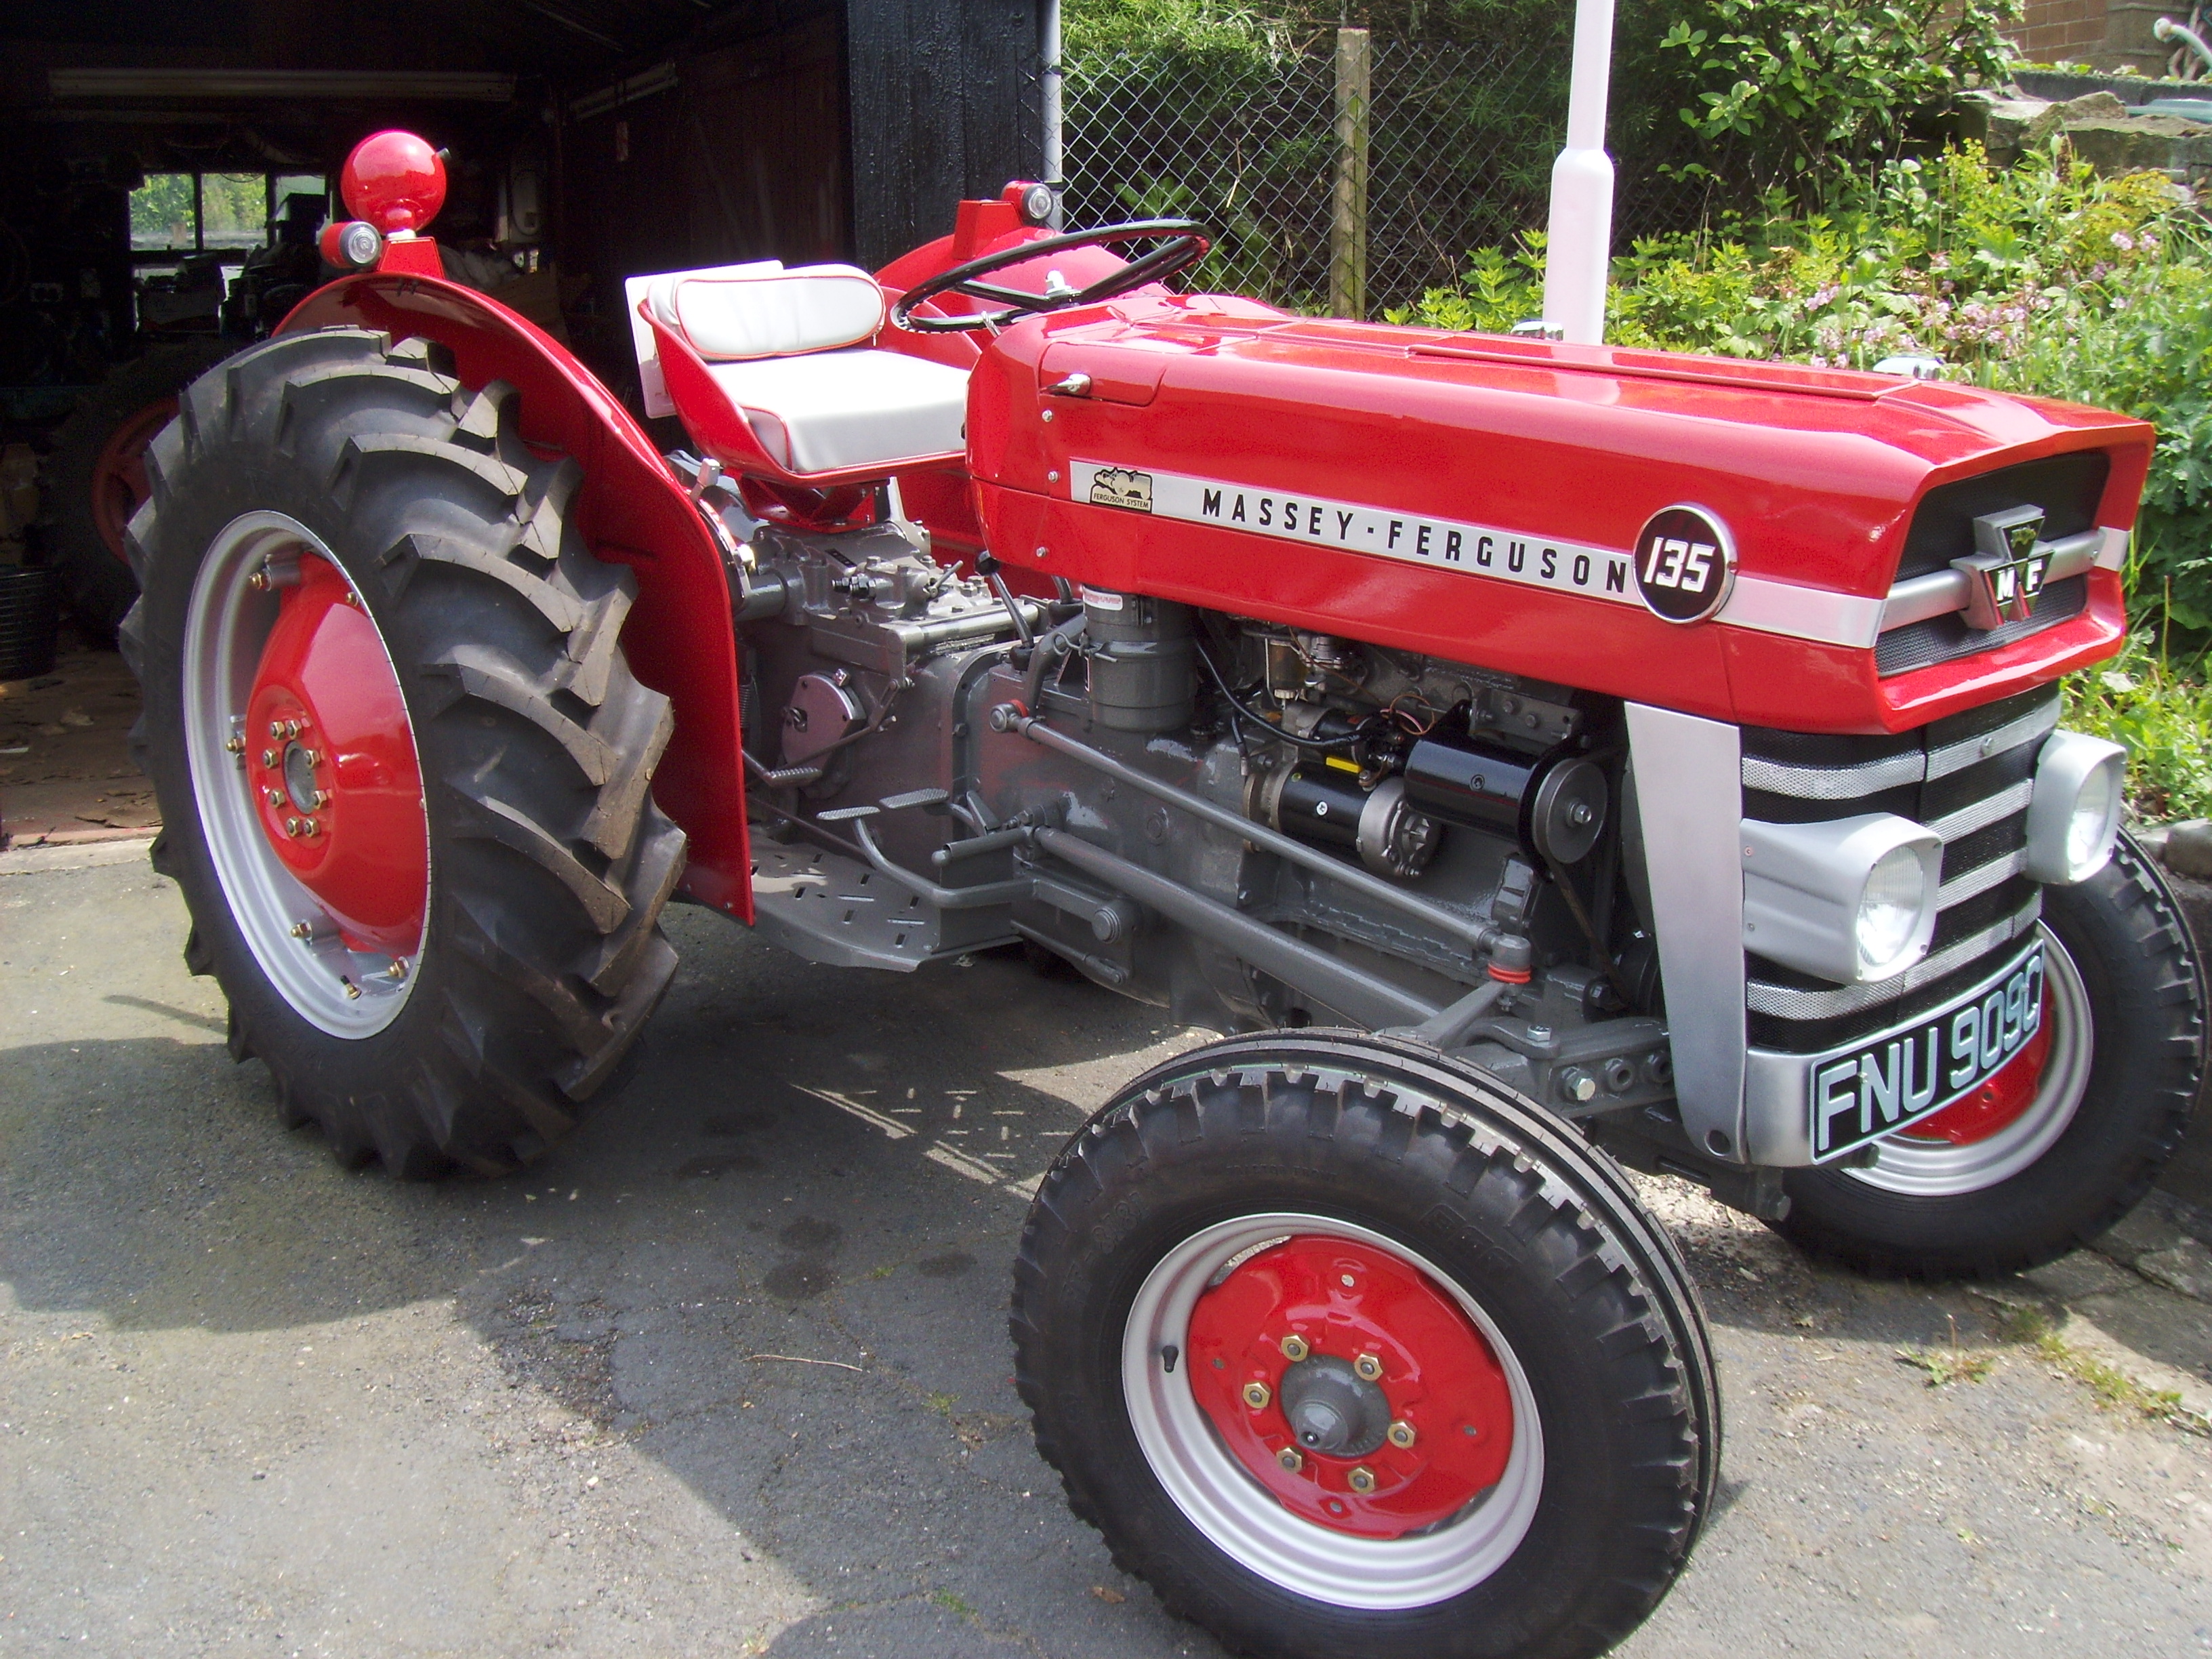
[{"x1": 631, "y1": 260, "x2": 969, "y2": 474}]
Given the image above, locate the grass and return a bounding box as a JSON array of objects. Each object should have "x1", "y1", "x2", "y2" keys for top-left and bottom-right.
[
  {"x1": 1896, "y1": 1313, "x2": 1995, "y2": 1387},
  {"x1": 1992, "y1": 1303, "x2": 2200, "y2": 1428}
]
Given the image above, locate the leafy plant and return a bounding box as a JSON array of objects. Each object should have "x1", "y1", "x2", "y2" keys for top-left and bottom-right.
[{"x1": 1656, "y1": 0, "x2": 2024, "y2": 208}]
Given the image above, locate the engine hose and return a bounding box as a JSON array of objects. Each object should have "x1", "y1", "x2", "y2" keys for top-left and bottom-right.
[{"x1": 1019, "y1": 614, "x2": 1090, "y2": 712}]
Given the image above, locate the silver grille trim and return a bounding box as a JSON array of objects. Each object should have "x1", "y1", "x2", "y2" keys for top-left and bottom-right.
[
  {"x1": 1746, "y1": 894, "x2": 2044, "y2": 1019},
  {"x1": 1879, "y1": 529, "x2": 2102, "y2": 632},
  {"x1": 1741, "y1": 692, "x2": 2058, "y2": 801},
  {"x1": 1927, "y1": 777, "x2": 2035, "y2": 843},
  {"x1": 1936, "y1": 846, "x2": 2027, "y2": 908}
]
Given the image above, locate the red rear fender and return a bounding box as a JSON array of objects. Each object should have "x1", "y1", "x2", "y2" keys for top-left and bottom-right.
[{"x1": 279, "y1": 273, "x2": 753, "y2": 920}]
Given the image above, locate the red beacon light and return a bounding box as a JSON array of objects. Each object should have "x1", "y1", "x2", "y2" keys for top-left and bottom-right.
[{"x1": 329, "y1": 130, "x2": 449, "y2": 276}]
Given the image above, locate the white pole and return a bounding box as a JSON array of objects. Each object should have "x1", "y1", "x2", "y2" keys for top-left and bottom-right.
[
  {"x1": 1542, "y1": 0, "x2": 1617, "y2": 345},
  {"x1": 1042, "y1": 0, "x2": 1064, "y2": 227}
]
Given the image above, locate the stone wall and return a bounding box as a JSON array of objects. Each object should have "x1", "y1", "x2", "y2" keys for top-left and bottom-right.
[{"x1": 2013, "y1": 0, "x2": 2194, "y2": 75}]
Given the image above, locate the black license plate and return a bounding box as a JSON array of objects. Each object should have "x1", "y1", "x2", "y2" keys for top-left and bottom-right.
[{"x1": 1808, "y1": 940, "x2": 2046, "y2": 1162}]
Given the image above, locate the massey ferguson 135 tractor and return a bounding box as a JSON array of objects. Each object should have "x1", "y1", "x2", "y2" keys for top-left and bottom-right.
[{"x1": 123, "y1": 130, "x2": 2203, "y2": 1658}]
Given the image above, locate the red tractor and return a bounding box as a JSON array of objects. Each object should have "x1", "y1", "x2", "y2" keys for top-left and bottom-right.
[{"x1": 121, "y1": 130, "x2": 2203, "y2": 1658}]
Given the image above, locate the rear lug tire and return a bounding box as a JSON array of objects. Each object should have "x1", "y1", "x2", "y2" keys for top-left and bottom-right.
[{"x1": 125, "y1": 327, "x2": 686, "y2": 1176}]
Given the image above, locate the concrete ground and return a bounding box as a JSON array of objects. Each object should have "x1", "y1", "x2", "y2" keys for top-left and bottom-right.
[{"x1": 3, "y1": 850, "x2": 2211, "y2": 1658}]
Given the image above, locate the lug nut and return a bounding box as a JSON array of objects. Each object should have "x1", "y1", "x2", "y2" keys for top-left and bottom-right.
[
  {"x1": 1242, "y1": 1381, "x2": 1271, "y2": 1410},
  {"x1": 1354, "y1": 1353, "x2": 1383, "y2": 1382},
  {"x1": 283, "y1": 817, "x2": 301, "y2": 836},
  {"x1": 268, "y1": 720, "x2": 284, "y2": 739},
  {"x1": 1279, "y1": 1334, "x2": 1309, "y2": 1362},
  {"x1": 385, "y1": 959, "x2": 407, "y2": 981},
  {"x1": 301, "y1": 817, "x2": 321, "y2": 838},
  {"x1": 265, "y1": 787, "x2": 285, "y2": 808},
  {"x1": 224, "y1": 735, "x2": 245, "y2": 754},
  {"x1": 1387, "y1": 1419, "x2": 1416, "y2": 1449},
  {"x1": 262, "y1": 748, "x2": 278, "y2": 767},
  {"x1": 1276, "y1": 1448, "x2": 1303, "y2": 1473},
  {"x1": 1348, "y1": 1467, "x2": 1376, "y2": 1494},
  {"x1": 289, "y1": 920, "x2": 312, "y2": 939},
  {"x1": 304, "y1": 749, "x2": 321, "y2": 766}
]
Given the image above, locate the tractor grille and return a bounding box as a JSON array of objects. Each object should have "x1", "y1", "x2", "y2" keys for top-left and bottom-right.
[{"x1": 1739, "y1": 684, "x2": 2058, "y2": 1054}]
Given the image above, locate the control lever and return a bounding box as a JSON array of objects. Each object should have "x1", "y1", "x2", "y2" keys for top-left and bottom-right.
[{"x1": 973, "y1": 550, "x2": 1036, "y2": 659}]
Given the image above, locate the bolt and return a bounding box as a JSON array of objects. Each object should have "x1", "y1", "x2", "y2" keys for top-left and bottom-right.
[
  {"x1": 1339, "y1": 1273, "x2": 1355, "y2": 1289},
  {"x1": 1277, "y1": 1447, "x2": 1303, "y2": 1473},
  {"x1": 1559, "y1": 1066, "x2": 1599, "y2": 1105},
  {"x1": 289, "y1": 920, "x2": 312, "y2": 939},
  {"x1": 284, "y1": 817, "x2": 300, "y2": 836},
  {"x1": 1354, "y1": 1353, "x2": 1383, "y2": 1382},
  {"x1": 299, "y1": 789, "x2": 322, "y2": 810},
  {"x1": 285, "y1": 720, "x2": 302, "y2": 737},
  {"x1": 225, "y1": 735, "x2": 245, "y2": 754},
  {"x1": 385, "y1": 959, "x2": 407, "y2": 981},
  {"x1": 304, "y1": 749, "x2": 321, "y2": 766},
  {"x1": 248, "y1": 569, "x2": 269, "y2": 591},
  {"x1": 1387, "y1": 1419, "x2": 1416, "y2": 1449},
  {"x1": 1526, "y1": 1024, "x2": 1554, "y2": 1044},
  {"x1": 1279, "y1": 1334, "x2": 1309, "y2": 1362},
  {"x1": 1348, "y1": 1467, "x2": 1376, "y2": 1494},
  {"x1": 302, "y1": 818, "x2": 321, "y2": 838},
  {"x1": 265, "y1": 788, "x2": 285, "y2": 808},
  {"x1": 1242, "y1": 1381, "x2": 1271, "y2": 1410},
  {"x1": 262, "y1": 748, "x2": 278, "y2": 767},
  {"x1": 268, "y1": 721, "x2": 284, "y2": 739}
]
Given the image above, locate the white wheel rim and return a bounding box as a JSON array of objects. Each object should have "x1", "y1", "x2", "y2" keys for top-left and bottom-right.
[
  {"x1": 182, "y1": 511, "x2": 426, "y2": 1038},
  {"x1": 1121, "y1": 1211, "x2": 1544, "y2": 1610},
  {"x1": 1849, "y1": 926, "x2": 2092, "y2": 1197}
]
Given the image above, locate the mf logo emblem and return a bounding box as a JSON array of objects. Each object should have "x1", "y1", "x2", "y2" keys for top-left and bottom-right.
[
  {"x1": 1958, "y1": 506, "x2": 2048, "y2": 630},
  {"x1": 1631, "y1": 504, "x2": 1736, "y2": 623},
  {"x1": 1089, "y1": 466, "x2": 1153, "y2": 512}
]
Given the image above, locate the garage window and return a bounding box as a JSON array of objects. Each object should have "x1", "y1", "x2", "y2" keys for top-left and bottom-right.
[{"x1": 130, "y1": 172, "x2": 327, "y2": 255}]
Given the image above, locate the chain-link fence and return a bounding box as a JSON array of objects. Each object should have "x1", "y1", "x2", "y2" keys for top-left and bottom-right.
[{"x1": 1062, "y1": 33, "x2": 1709, "y2": 319}]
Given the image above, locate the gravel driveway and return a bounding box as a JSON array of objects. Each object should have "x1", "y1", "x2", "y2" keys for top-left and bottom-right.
[{"x1": 3, "y1": 853, "x2": 2209, "y2": 1657}]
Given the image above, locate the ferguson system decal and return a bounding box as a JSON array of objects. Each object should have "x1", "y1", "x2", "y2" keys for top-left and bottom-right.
[
  {"x1": 1631, "y1": 504, "x2": 1738, "y2": 623},
  {"x1": 1074, "y1": 459, "x2": 1638, "y2": 607}
]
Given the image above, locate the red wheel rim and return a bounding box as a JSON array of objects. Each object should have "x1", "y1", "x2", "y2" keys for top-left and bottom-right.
[
  {"x1": 89, "y1": 396, "x2": 178, "y2": 567},
  {"x1": 242, "y1": 552, "x2": 427, "y2": 956},
  {"x1": 1184, "y1": 1235, "x2": 1515, "y2": 1539},
  {"x1": 1902, "y1": 983, "x2": 2054, "y2": 1146}
]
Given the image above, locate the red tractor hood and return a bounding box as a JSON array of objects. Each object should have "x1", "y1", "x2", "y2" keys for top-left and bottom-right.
[{"x1": 963, "y1": 295, "x2": 2152, "y2": 733}]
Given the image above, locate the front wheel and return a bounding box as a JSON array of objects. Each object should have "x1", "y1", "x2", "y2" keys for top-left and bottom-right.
[
  {"x1": 1778, "y1": 834, "x2": 2204, "y2": 1278},
  {"x1": 1012, "y1": 1032, "x2": 1718, "y2": 1659}
]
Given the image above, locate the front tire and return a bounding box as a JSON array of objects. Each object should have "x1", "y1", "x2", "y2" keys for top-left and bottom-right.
[
  {"x1": 1778, "y1": 834, "x2": 2204, "y2": 1278},
  {"x1": 1013, "y1": 1032, "x2": 1718, "y2": 1659},
  {"x1": 125, "y1": 327, "x2": 684, "y2": 1174}
]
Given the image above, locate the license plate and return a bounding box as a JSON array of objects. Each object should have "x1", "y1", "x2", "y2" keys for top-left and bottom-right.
[{"x1": 1808, "y1": 939, "x2": 2046, "y2": 1162}]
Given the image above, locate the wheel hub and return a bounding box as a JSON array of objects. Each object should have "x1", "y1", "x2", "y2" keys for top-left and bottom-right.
[
  {"x1": 1902, "y1": 982, "x2": 2055, "y2": 1145},
  {"x1": 242, "y1": 552, "x2": 427, "y2": 957},
  {"x1": 1184, "y1": 1235, "x2": 1515, "y2": 1539}
]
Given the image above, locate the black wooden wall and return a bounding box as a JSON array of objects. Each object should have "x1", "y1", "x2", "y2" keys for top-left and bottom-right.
[{"x1": 843, "y1": 0, "x2": 1044, "y2": 267}]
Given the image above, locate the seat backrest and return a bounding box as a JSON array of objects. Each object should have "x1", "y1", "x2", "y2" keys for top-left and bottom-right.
[{"x1": 651, "y1": 264, "x2": 886, "y2": 361}]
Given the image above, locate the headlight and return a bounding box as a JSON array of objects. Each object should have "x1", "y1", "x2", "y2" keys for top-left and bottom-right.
[
  {"x1": 2024, "y1": 729, "x2": 2127, "y2": 885},
  {"x1": 1742, "y1": 814, "x2": 1944, "y2": 985},
  {"x1": 1855, "y1": 844, "x2": 1930, "y2": 972}
]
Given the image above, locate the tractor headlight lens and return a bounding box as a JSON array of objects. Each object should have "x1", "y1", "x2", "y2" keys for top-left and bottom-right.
[
  {"x1": 1856, "y1": 845, "x2": 1930, "y2": 974},
  {"x1": 2024, "y1": 730, "x2": 2127, "y2": 885},
  {"x1": 1742, "y1": 813, "x2": 1943, "y2": 985}
]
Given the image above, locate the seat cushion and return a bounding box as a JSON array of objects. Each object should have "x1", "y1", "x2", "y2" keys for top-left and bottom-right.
[
  {"x1": 654, "y1": 264, "x2": 886, "y2": 361},
  {"x1": 708, "y1": 349, "x2": 968, "y2": 473}
]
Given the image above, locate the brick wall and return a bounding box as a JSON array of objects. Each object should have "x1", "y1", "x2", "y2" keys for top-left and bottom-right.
[{"x1": 2014, "y1": 0, "x2": 2113, "y2": 60}]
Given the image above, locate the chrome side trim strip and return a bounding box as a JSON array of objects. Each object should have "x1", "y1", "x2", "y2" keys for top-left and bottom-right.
[
  {"x1": 1923, "y1": 696, "x2": 2061, "y2": 782},
  {"x1": 1927, "y1": 777, "x2": 2035, "y2": 843},
  {"x1": 1746, "y1": 895, "x2": 2043, "y2": 1019},
  {"x1": 1877, "y1": 529, "x2": 2102, "y2": 633},
  {"x1": 1713, "y1": 575, "x2": 1887, "y2": 649},
  {"x1": 1626, "y1": 704, "x2": 1749, "y2": 1163},
  {"x1": 1936, "y1": 846, "x2": 2027, "y2": 909}
]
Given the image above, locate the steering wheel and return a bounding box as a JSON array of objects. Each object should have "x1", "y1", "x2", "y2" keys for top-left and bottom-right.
[{"x1": 890, "y1": 219, "x2": 1210, "y2": 333}]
